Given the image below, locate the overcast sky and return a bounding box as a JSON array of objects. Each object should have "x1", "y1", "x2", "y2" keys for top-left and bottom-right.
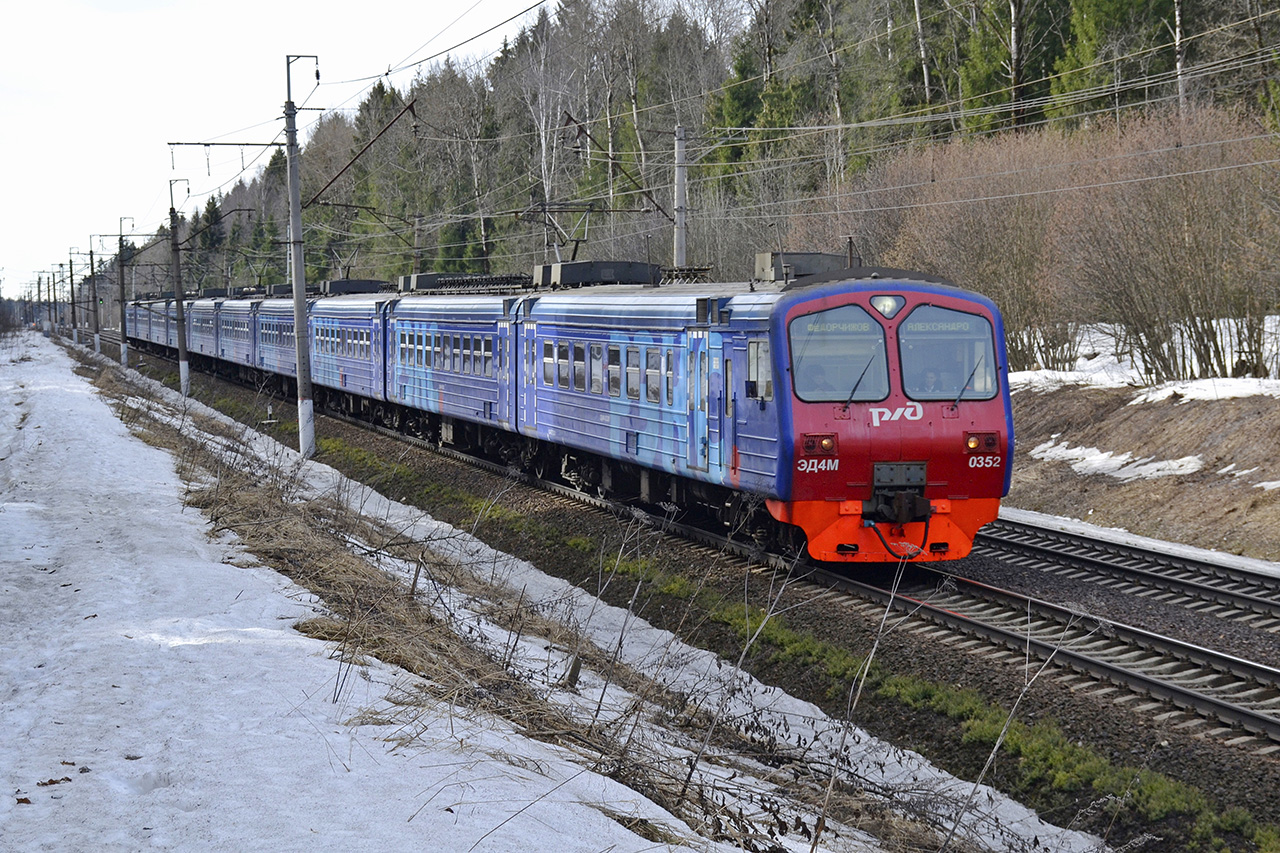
[{"x1": 0, "y1": 0, "x2": 545, "y2": 301}]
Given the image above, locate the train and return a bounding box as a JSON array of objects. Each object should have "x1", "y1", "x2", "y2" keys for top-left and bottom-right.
[{"x1": 127, "y1": 259, "x2": 1013, "y2": 563}]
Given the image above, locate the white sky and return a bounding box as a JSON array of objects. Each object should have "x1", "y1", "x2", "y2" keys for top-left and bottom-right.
[
  {"x1": 0, "y1": 330, "x2": 1112, "y2": 852},
  {"x1": 0, "y1": 0, "x2": 547, "y2": 301}
]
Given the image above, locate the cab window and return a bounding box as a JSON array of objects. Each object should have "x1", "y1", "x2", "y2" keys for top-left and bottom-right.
[
  {"x1": 788, "y1": 304, "x2": 887, "y2": 402},
  {"x1": 899, "y1": 305, "x2": 997, "y2": 401}
]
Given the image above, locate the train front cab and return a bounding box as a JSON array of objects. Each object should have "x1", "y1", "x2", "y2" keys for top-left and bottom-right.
[{"x1": 766, "y1": 280, "x2": 1013, "y2": 563}]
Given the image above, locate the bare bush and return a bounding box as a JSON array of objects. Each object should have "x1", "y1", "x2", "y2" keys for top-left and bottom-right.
[{"x1": 1054, "y1": 106, "x2": 1280, "y2": 381}]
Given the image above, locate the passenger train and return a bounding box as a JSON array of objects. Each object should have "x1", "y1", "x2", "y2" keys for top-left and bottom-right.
[{"x1": 127, "y1": 260, "x2": 1013, "y2": 563}]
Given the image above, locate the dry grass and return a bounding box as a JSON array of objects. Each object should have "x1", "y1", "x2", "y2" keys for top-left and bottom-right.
[{"x1": 62, "y1": 343, "x2": 994, "y2": 852}]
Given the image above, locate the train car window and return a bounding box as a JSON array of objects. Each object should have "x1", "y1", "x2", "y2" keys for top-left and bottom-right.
[
  {"x1": 450, "y1": 335, "x2": 460, "y2": 372},
  {"x1": 541, "y1": 341, "x2": 552, "y2": 385},
  {"x1": 572, "y1": 343, "x2": 586, "y2": 391},
  {"x1": 607, "y1": 346, "x2": 621, "y2": 397},
  {"x1": 747, "y1": 340, "x2": 773, "y2": 400},
  {"x1": 665, "y1": 348, "x2": 674, "y2": 406},
  {"x1": 589, "y1": 344, "x2": 603, "y2": 394},
  {"x1": 645, "y1": 348, "x2": 660, "y2": 403},
  {"x1": 483, "y1": 337, "x2": 493, "y2": 377},
  {"x1": 557, "y1": 342, "x2": 570, "y2": 388},
  {"x1": 788, "y1": 305, "x2": 887, "y2": 403},
  {"x1": 899, "y1": 305, "x2": 997, "y2": 401},
  {"x1": 626, "y1": 347, "x2": 641, "y2": 400}
]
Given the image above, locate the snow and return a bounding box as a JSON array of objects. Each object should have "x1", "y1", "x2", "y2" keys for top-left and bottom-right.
[
  {"x1": 1027, "y1": 438, "x2": 1204, "y2": 481},
  {"x1": 0, "y1": 331, "x2": 1110, "y2": 852},
  {"x1": 1129, "y1": 378, "x2": 1280, "y2": 404}
]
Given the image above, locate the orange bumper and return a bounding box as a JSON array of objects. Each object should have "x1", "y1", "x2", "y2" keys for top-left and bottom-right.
[{"x1": 766, "y1": 497, "x2": 1001, "y2": 563}]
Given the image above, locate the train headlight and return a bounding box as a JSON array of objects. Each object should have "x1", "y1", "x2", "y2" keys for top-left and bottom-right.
[
  {"x1": 869, "y1": 295, "x2": 905, "y2": 318},
  {"x1": 803, "y1": 433, "x2": 838, "y2": 455},
  {"x1": 966, "y1": 435, "x2": 980, "y2": 450}
]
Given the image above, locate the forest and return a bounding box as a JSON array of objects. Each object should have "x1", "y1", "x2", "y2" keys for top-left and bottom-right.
[{"x1": 124, "y1": 0, "x2": 1280, "y2": 380}]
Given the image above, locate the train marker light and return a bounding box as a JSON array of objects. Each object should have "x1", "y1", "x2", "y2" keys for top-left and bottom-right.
[
  {"x1": 965, "y1": 432, "x2": 999, "y2": 452},
  {"x1": 803, "y1": 433, "x2": 838, "y2": 455},
  {"x1": 869, "y1": 295, "x2": 905, "y2": 318}
]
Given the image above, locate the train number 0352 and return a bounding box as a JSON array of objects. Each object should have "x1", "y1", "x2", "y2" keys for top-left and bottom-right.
[{"x1": 967, "y1": 456, "x2": 1002, "y2": 468}]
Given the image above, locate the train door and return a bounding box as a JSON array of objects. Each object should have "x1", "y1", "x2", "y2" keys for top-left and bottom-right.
[
  {"x1": 687, "y1": 329, "x2": 710, "y2": 471},
  {"x1": 721, "y1": 337, "x2": 741, "y2": 474},
  {"x1": 517, "y1": 318, "x2": 537, "y2": 434},
  {"x1": 496, "y1": 319, "x2": 511, "y2": 427}
]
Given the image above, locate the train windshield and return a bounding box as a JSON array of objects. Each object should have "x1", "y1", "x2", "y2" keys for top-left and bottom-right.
[
  {"x1": 789, "y1": 304, "x2": 888, "y2": 403},
  {"x1": 899, "y1": 305, "x2": 997, "y2": 401}
]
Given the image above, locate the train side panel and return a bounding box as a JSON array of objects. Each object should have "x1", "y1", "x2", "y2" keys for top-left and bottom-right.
[
  {"x1": 523, "y1": 294, "x2": 707, "y2": 484},
  {"x1": 217, "y1": 300, "x2": 258, "y2": 368},
  {"x1": 187, "y1": 299, "x2": 220, "y2": 357}
]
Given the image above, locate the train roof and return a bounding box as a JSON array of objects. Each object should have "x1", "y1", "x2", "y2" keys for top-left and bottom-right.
[{"x1": 138, "y1": 267, "x2": 975, "y2": 327}]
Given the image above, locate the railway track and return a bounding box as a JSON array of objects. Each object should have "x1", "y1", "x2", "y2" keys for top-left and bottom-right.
[
  {"x1": 809, "y1": 567, "x2": 1280, "y2": 751},
  {"x1": 95, "y1": 334, "x2": 1280, "y2": 751},
  {"x1": 975, "y1": 517, "x2": 1280, "y2": 630}
]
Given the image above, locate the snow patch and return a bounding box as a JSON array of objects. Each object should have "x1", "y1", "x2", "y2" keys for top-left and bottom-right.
[{"x1": 1029, "y1": 440, "x2": 1203, "y2": 481}]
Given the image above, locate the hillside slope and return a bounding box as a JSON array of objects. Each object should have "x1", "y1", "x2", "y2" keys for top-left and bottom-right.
[{"x1": 1006, "y1": 379, "x2": 1280, "y2": 563}]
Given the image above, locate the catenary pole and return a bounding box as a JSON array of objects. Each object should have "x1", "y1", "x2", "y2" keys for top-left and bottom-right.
[
  {"x1": 286, "y1": 55, "x2": 318, "y2": 459},
  {"x1": 673, "y1": 124, "x2": 687, "y2": 268},
  {"x1": 67, "y1": 251, "x2": 78, "y2": 344},
  {"x1": 169, "y1": 181, "x2": 191, "y2": 397},
  {"x1": 118, "y1": 217, "x2": 133, "y2": 367},
  {"x1": 89, "y1": 245, "x2": 100, "y2": 353}
]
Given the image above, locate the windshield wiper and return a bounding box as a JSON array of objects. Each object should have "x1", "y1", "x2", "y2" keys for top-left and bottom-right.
[
  {"x1": 841, "y1": 353, "x2": 878, "y2": 412},
  {"x1": 951, "y1": 355, "x2": 985, "y2": 409}
]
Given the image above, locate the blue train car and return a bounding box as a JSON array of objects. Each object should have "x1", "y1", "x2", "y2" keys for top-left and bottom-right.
[
  {"x1": 257, "y1": 300, "x2": 300, "y2": 380},
  {"x1": 309, "y1": 295, "x2": 390, "y2": 412},
  {"x1": 387, "y1": 295, "x2": 511, "y2": 444},
  {"x1": 217, "y1": 300, "x2": 257, "y2": 369},
  {"x1": 187, "y1": 299, "x2": 220, "y2": 358}
]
